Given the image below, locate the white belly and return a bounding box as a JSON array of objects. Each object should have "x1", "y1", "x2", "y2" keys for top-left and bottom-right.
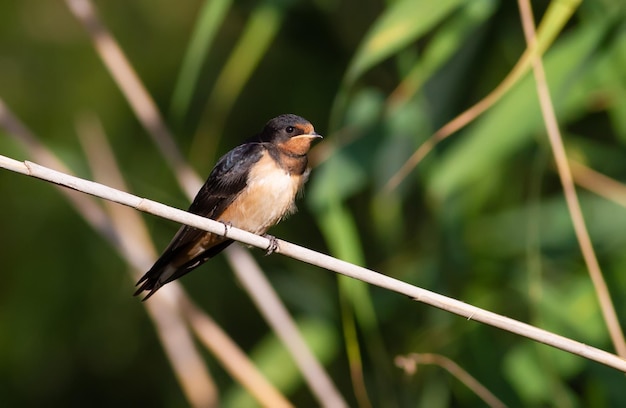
[{"x1": 217, "y1": 154, "x2": 305, "y2": 234}]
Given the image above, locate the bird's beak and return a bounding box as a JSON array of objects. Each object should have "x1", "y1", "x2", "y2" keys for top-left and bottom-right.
[
  {"x1": 292, "y1": 132, "x2": 323, "y2": 141},
  {"x1": 307, "y1": 132, "x2": 323, "y2": 140}
]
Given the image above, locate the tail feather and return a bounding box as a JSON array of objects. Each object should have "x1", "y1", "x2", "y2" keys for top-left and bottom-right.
[
  {"x1": 133, "y1": 280, "x2": 162, "y2": 301},
  {"x1": 134, "y1": 239, "x2": 235, "y2": 300}
]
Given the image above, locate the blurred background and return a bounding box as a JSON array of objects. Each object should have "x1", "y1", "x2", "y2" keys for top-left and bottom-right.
[{"x1": 1, "y1": 0, "x2": 626, "y2": 406}]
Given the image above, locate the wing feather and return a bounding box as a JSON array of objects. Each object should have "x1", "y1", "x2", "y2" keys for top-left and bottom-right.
[
  {"x1": 159, "y1": 142, "x2": 265, "y2": 254},
  {"x1": 134, "y1": 143, "x2": 265, "y2": 298}
]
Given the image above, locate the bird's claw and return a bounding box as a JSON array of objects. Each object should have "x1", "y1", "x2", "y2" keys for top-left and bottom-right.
[
  {"x1": 221, "y1": 221, "x2": 232, "y2": 237},
  {"x1": 263, "y1": 234, "x2": 279, "y2": 255}
]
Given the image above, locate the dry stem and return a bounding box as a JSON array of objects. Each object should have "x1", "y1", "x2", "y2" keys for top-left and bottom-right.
[
  {"x1": 517, "y1": 0, "x2": 626, "y2": 358},
  {"x1": 63, "y1": 1, "x2": 346, "y2": 404},
  {"x1": 395, "y1": 353, "x2": 506, "y2": 408},
  {"x1": 2, "y1": 155, "x2": 625, "y2": 373}
]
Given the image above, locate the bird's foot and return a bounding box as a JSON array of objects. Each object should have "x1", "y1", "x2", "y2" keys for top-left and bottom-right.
[
  {"x1": 221, "y1": 221, "x2": 233, "y2": 237},
  {"x1": 263, "y1": 233, "x2": 279, "y2": 255}
]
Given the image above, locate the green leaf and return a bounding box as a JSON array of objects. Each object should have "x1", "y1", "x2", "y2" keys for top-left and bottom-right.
[
  {"x1": 330, "y1": 0, "x2": 465, "y2": 129},
  {"x1": 387, "y1": 0, "x2": 498, "y2": 110},
  {"x1": 189, "y1": 1, "x2": 285, "y2": 169},
  {"x1": 345, "y1": 0, "x2": 465, "y2": 86},
  {"x1": 428, "y1": 22, "x2": 607, "y2": 202},
  {"x1": 168, "y1": 0, "x2": 233, "y2": 124},
  {"x1": 504, "y1": 344, "x2": 551, "y2": 403}
]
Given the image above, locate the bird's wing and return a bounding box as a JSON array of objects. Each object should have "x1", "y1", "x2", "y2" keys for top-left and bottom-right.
[
  {"x1": 134, "y1": 143, "x2": 265, "y2": 297},
  {"x1": 159, "y1": 142, "x2": 265, "y2": 255}
]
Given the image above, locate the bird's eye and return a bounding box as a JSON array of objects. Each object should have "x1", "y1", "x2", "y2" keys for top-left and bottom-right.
[{"x1": 286, "y1": 126, "x2": 295, "y2": 133}]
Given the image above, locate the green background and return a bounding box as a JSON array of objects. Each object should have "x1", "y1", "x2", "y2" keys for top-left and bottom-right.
[{"x1": 1, "y1": 0, "x2": 626, "y2": 406}]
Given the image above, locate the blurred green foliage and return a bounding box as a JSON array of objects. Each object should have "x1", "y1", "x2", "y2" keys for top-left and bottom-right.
[{"x1": 1, "y1": 0, "x2": 626, "y2": 406}]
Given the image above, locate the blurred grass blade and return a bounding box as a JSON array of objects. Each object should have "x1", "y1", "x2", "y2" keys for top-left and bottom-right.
[
  {"x1": 222, "y1": 319, "x2": 339, "y2": 407},
  {"x1": 331, "y1": 0, "x2": 464, "y2": 129},
  {"x1": 429, "y1": 24, "x2": 607, "y2": 199},
  {"x1": 534, "y1": 0, "x2": 583, "y2": 53},
  {"x1": 190, "y1": 1, "x2": 283, "y2": 170},
  {"x1": 225, "y1": 244, "x2": 347, "y2": 408},
  {"x1": 345, "y1": 0, "x2": 464, "y2": 86},
  {"x1": 317, "y1": 202, "x2": 383, "y2": 406},
  {"x1": 387, "y1": 0, "x2": 497, "y2": 110},
  {"x1": 64, "y1": 0, "x2": 204, "y2": 197},
  {"x1": 604, "y1": 26, "x2": 626, "y2": 141},
  {"x1": 428, "y1": 21, "x2": 607, "y2": 201},
  {"x1": 341, "y1": 294, "x2": 372, "y2": 408},
  {"x1": 385, "y1": 0, "x2": 582, "y2": 191},
  {"x1": 317, "y1": 198, "x2": 379, "y2": 333},
  {"x1": 308, "y1": 149, "x2": 389, "y2": 404},
  {"x1": 76, "y1": 114, "x2": 219, "y2": 407},
  {"x1": 312, "y1": 159, "x2": 401, "y2": 404},
  {"x1": 169, "y1": 0, "x2": 233, "y2": 125}
]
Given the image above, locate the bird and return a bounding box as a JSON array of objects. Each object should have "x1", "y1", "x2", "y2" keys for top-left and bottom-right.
[{"x1": 134, "y1": 114, "x2": 322, "y2": 300}]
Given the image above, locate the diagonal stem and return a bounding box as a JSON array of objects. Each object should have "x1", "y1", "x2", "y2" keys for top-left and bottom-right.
[
  {"x1": 64, "y1": 0, "x2": 202, "y2": 197},
  {"x1": 517, "y1": 0, "x2": 626, "y2": 358},
  {"x1": 63, "y1": 1, "x2": 346, "y2": 403},
  {"x1": 2, "y1": 155, "x2": 626, "y2": 373}
]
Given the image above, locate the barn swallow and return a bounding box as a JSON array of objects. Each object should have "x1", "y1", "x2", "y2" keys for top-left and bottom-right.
[{"x1": 134, "y1": 114, "x2": 322, "y2": 300}]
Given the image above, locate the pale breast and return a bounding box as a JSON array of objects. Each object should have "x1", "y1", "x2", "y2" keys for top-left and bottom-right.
[{"x1": 217, "y1": 153, "x2": 305, "y2": 235}]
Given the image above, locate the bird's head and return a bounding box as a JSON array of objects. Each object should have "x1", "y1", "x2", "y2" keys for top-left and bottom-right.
[{"x1": 260, "y1": 114, "x2": 322, "y2": 156}]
